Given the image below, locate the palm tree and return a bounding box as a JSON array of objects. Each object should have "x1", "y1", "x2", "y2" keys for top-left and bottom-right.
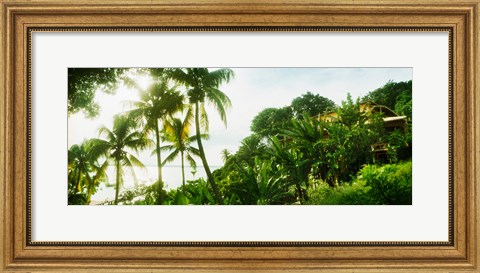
[
  {"x1": 166, "y1": 68, "x2": 234, "y2": 203},
  {"x1": 221, "y1": 149, "x2": 232, "y2": 163},
  {"x1": 127, "y1": 80, "x2": 184, "y2": 200},
  {"x1": 68, "y1": 141, "x2": 108, "y2": 204},
  {"x1": 236, "y1": 134, "x2": 268, "y2": 167},
  {"x1": 161, "y1": 108, "x2": 205, "y2": 190},
  {"x1": 89, "y1": 115, "x2": 151, "y2": 205}
]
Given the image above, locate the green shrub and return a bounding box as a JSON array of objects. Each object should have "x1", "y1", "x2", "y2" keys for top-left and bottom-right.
[
  {"x1": 307, "y1": 177, "x2": 373, "y2": 205},
  {"x1": 360, "y1": 161, "x2": 412, "y2": 205},
  {"x1": 68, "y1": 192, "x2": 88, "y2": 205},
  {"x1": 162, "y1": 178, "x2": 217, "y2": 205},
  {"x1": 231, "y1": 158, "x2": 294, "y2": 205},
  {"x1": 307, "y1": 161, "x2": 412, "y2": 205}
]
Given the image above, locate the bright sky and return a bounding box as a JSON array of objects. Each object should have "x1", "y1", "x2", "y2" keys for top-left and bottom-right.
[{"x1": 68, "y1": 67, "x2": 412, "y2": 168}]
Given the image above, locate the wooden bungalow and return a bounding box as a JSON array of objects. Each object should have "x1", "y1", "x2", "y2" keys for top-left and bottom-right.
[
  {"x1": 316, "y1": 101, "x2": 408, "y2": 161},
  {"x1": 318, "y1": 102, "x2": 407, "y2": 129}
]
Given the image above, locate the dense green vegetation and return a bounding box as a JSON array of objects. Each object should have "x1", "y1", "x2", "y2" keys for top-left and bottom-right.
[
  {"x1": 68, "y1": 68, "x2": 128, "y2": 118},
  {"x1": 68, "y1": 68, "x2": 412, "y2": 205}
]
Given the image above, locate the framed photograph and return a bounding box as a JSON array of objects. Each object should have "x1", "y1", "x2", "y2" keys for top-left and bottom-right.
[{"x1": 1, "y1": 0, "x2": 479, "y2": 272}]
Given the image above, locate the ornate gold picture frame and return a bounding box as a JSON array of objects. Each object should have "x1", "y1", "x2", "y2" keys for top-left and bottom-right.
[{"x1": 1, "y1": 0, "x2": 478, "y2": 271}]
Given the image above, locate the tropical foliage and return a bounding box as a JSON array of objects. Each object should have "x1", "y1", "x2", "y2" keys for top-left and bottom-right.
[
  {"x1": 161, "y1": 108, "x2": 205, "y2": 190},
  {"x1": 68, "y1": 68, "x2": 128, "y2": 118},
  {"x1": 88, "y1": 115, "x2": 152, "y2": 204},
  {"x1": 127, "y1": 78, "x2": 184, "y2": 203},
  {"x1": 68, "y1": 141, "x2": 108, "y2": 204},
  {"x1": 307, "y1": 161, "x2": 412, "y2": 205},
  {"x1": 68, "y1": 67, "x2": 412, "y2": 205},
  {"x1": 165, "y1": 68, "x2": 234, "y2": 203}
]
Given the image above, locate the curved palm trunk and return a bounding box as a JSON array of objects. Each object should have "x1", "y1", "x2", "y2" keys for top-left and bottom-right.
[
  {"x1": 86, "y1": 171, "x2": 97, "y2": 205},
  {"x1": 75, "y1": 170, "x2": 82, "y2": 193},
  {"x1": 86, "y1": 181, "x2": 93, "y2": 204},
  {"x1": 181, "y1": 150, "x2": 185, "y2": 192},
  {"x1": 154, "y1": 119, "x2": 164, "y2": 202},
  {"x1": 194, "y1": 102, "x2": 223, "y2": 203},
  {"x1": 114, "y1": 160, "x2": 121, "y2": 205},
  {"x1": 295, "y1": 183, "x2": 304, "y2": 204}
]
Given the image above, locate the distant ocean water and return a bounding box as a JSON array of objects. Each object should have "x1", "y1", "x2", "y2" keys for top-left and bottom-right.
[{"x1": 90, "y1": 165, "x2": 220, "y2": 203}]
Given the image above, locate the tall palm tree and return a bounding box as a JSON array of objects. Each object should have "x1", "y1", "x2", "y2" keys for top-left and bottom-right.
[
  {"x1": 89, "y1": 115, "x2": 151, "y2": 205},
  {"x1": 166, "y1": 68, "x2": 234, "y2": 203},
  {"x1": 161, "y1": 108, "x2": 205, "y2": 190},
  {"x1": 127, "y1": 80, "x2": 184, "y2": 200},
  {"x1": 68, "y1": 141, "x2": 108, "y2": 204}
]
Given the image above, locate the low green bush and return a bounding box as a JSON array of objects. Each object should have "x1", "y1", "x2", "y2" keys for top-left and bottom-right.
[
  {"x1": 307, "y1": 161, "x2": 412, "y2": 205},
  {"x1": 68, "y1": 192, "x2": 88, "y2": 205},
  {"x1": 307, "y1": 177, "x2": 372, "y2": 205},
  {"x1": 360, "y1": 161, "x2": 412, "y2": 205}
]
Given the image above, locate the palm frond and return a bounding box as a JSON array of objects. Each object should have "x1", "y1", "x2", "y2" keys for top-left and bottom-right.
[
  {"x1": 164, "y1": 68, "x2": 192, "y2": 86},
  {"x1": 162, "y1": 149, "x2": 180, "y2": 165},
  {"x1": 121, "y1": 157, "x2": 139, "y2": 187},
  {"x1": 124, "y1": 131, "x2": 153, "y2": 151},
  {"x1": 93, "y1": 159, "x2": 109, "y2": 185},
  {"x1": 187, "y1": 146, "x2": 201, "y2": 156},
  {"x1": 97, "y1": 125, "x2": 115, "y2": 142},
  {"x1": 185, "y1": 153, "x2": 197, "y2": 168},
  {"x1": 205, "y1": 68, "x2": 234, "y2": 87},
  {"x1": 199, "y1": 103, "x2": 209, "y2": 132},
  {"x1": 183, "y1": 106, "x2": 194, "y2": 131},
  {"x1": 162, "y1": 118, "x2": 175, "y2": 139},
  {"x1": 127, "y1": 154, "x2": 146, "y2": 169},
  {"x1": 122, "y1": 75, "x2": 143, "y2": 91},
  {"x1": 189, "y1": 133, "x2": 209, "y2": 142},
  {"x1": 112, "y1": 115, "x2": 135, "y2": 141},
  {"x1": 158, "y1": 145, "x2": 175, "y2": 153},
  {"x1": 87, "y1": 138, "x2": 113, "y2": 160},
  {"x1": 205, "y1": 87, "x2": 231, "y2": 127},
  {"x1": 124, "y1": 106, "x2": 147, "y2": 121},
  {"x1": 149, "y1": 68, "x2": 166, "y2": 80}
]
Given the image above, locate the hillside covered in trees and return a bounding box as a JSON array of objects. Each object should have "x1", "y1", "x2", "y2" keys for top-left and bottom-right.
[{"x1": 68, "y1": 68, "x2": 412, "y2": 205}]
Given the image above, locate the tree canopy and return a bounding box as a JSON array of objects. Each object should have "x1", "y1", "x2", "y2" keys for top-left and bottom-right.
[
  {"x1": 291, "y1": 92, "x2": 336, "y2": 118},
  {"x1": 68, "y1": 68, "x2": 412, "y2": 206},
  {"x1": 250, "y1": 92, "x2": 336, "y2": 138},
  {"x1": 362, "y1": 80, "x2": 412, "y2": 114},
  {"x1": 250, "y1": 107, "x2": 293, "y2": 138},
  {"x1": 68, "y1": 68, "x2": 127, "y2": 118}
]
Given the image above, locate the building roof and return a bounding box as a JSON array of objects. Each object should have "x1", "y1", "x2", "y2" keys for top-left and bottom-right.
[
  {"x1": 317, "y1": 101, "x2": 401, "y2": 120},
  {"x1": 383, "y1": 116, "x2": 407, "y2": 122}
]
